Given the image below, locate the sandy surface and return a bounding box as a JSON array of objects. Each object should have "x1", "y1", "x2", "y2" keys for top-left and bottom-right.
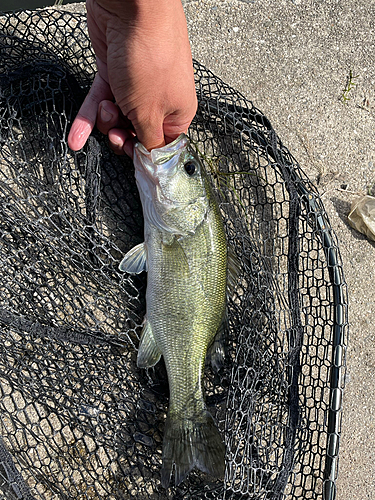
[{"x1": 181, "y1": 1, "x2": 375, "y2": 498}]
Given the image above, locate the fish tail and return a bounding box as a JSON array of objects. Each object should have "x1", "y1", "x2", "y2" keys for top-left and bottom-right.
[{"x1": 160, "y1": 410, "x2": 225, "y2": 488}]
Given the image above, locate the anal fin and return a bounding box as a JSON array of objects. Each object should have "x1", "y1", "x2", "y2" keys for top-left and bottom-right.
[{"x1": 137, "y1": 319, "x2": 161, "y2": 368}]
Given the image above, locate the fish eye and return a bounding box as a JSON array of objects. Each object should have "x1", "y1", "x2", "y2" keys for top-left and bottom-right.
[{"x1": 184, "y1": 162, "x2": 196, "y2": 176}]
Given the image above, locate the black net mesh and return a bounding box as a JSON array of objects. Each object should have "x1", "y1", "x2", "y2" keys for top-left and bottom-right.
[{"x1": 0, "y1": 8, "x2": 348, "y2": 500}]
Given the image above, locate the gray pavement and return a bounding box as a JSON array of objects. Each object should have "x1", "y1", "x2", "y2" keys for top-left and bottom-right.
[
  {"x1": 181, "y1": 1, "x2": 375, "y2": 498},
  {"x1": 47, "y1": 1, "x2": 375, "y2": 497}
]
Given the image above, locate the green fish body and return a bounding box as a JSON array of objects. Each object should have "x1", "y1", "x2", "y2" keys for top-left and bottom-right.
[{"x1": 119, "y1": 134, "x2": 229, "y2": 487}]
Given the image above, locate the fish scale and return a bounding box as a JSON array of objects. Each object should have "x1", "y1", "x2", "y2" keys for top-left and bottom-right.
[{"x1": 147, "y1": 223, "x2": 225, "y2": 416}]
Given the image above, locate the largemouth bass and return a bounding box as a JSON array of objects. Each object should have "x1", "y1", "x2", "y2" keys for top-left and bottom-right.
[{"x1": 119, "y1": 134, "x2": 237, "y2": 488}]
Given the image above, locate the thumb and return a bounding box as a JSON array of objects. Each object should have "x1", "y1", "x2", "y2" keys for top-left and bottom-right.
[
  {"x1": 162, "y1": 109, "x2": 197, "y2": 147},
  {"x1": 127, "y1": 110, "x2": 165, "y2": 151}
]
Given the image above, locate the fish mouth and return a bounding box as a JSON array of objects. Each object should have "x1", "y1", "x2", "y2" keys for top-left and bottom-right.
[
  {"x1": 134, "y1": 134, "x2": 189, "y2": 178},
  {"x1": 150, "y1": 134, "x2": 188, "y2": 165},
  {"x1": 133, "y1": 134, "x2": 190, "y2": 228}
]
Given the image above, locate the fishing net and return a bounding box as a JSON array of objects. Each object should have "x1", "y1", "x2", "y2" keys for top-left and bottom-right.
[{"x1": 0, "y1": 7, "x2": 348, "y2": 500}]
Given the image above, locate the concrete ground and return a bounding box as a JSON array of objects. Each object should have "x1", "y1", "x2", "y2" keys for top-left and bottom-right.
[
  {"x1": 180, "y1": 1, "x2": 374, "y2": 498},
  {"x1": 32, "y1": 1, "x2": 375, "y2": 498}
]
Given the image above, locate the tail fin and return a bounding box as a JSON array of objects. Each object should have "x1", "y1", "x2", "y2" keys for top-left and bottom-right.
[{"x1": 160, "y1": 410, "x2": 225, "y2": 488}]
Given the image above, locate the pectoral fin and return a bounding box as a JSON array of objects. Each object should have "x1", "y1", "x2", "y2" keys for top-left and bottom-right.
[
  {"x1": 137, "y1": 319, "x2": 162, "y2": 368},
  {"x1": 119, "y1": 242, "x2": 147, "y2": 274}
]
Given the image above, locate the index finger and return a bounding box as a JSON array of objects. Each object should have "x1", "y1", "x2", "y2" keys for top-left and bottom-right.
[{"x1": 68, "y1": 72, "x2": 113, "y2": 151}]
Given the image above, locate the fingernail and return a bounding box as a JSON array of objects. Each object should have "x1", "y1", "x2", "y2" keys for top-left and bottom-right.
[
  {"x1": 100, "y1": 106, "x2": 113, "y2": 123},
  {"x1": 123, "y1": 140, "x2": 133, "y2": 157},
  {"x1": 112, "y1": 140, "x2": 121, "y2": 148}
]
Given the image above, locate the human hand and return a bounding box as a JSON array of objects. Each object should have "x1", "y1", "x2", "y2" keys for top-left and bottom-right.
[{"x1": 68, "y1": 0, "x2": 197, "y2": 156}]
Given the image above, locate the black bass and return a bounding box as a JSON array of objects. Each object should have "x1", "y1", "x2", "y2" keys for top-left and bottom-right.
[{"x1": 119, "y1": 134, "x2": 236, "y2": 487}]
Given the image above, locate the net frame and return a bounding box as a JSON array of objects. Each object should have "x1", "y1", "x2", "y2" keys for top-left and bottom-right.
[{"x1": 0, "y1": 8, "x2": 348, "y2": 500}]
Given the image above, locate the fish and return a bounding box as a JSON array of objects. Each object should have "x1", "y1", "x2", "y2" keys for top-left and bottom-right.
[{"x1": 119, "y1": 133, "x2": 238, "y2": 488}]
